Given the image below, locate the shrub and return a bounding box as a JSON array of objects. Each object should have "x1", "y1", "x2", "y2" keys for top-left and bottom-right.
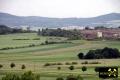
[
  {"x1": 44, "y1": 63, "x2": 51, "y2": 66},
  {"x1": 21, "y1": 64, "x2": 26, "y2": 69},
  {"x1": 69, "y1": 66, "x2": 74, "y2": 70},
  {"x1": 57, "y1": 67, "x2": 61, "y2": 70},
  {"x1": 2, "y1": 74, "x2": 20, "y2": 80},
  {"x1": 51, "y1": 63, "x2": 57, "y2": 65},
  {"x1": 78, "y1": 53, "x2": 84, "y2": 59},
  {"x1": 45, "y1": 40, "x2": 48, "y2": 44},
  {"x1": 65, "y1": 62, "x2": 71, "y2": 65},
  {"x1": 56, "y1": 77, "x2": 64, "y2": 80},
  {"x1": 10, "y1": 63, "x2": 15, "y2": 68},
  {"x1": 33, "y1": 38, "x2": 40, "y2": 40},
  {"x1": 29, "y1": 44, "x2": 35, "y2": 47},
  {"x1": 82, "y1": 66, "x2": 87, "y2": 72},
  {"x1": 57, "y1": 63, "x2": 63, "y2": 65},
  {"x1": 94, "y1": 67, "x2": 99, "y2": 72},
  {"x1": 89, "y1": 61, "x2": 101, "y2": 64},
  {"x1": 77, "y1": 75, "x2": 83, "y2": 80},
  {"x1": 72, "y1": 62, "x2": 78, "y2": 65},
  {"x1": 81, "y1": 61, "x2": 88, "y2": 64},
  {"x1": 0, "y1": 64, "x2": 3, "y2": 68},
  {"x1": 66, "y1": 75, "x2": 77, "y2": 80},
  {"x1": 21, "y1": 71, "x2": 40, "y2": 80},
  {"x1": 40, "y1": 43, "x2": 45, "y2": 45}
]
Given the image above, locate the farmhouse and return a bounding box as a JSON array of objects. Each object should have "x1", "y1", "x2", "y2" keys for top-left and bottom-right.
[{"x1": 80, "y1": 29, "x2": 120, "y2": 40}]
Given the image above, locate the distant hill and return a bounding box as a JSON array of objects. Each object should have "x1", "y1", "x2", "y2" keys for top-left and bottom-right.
[{"x1": 0, "y1": 12, "x2": 120, "y2": 28}]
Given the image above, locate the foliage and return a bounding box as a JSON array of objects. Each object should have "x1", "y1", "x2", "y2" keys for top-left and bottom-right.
[
  {"x1": 57, "y1": 67, "x2": 61, "y2": 70},
  {"x1": 2, "y1": 71, "x2": 40, "y2": 80},
  {"x1": 38, "y1": 28, "x2": 81, "y2": 40},
  {"x1": 69, "y1": 65, "x2": 74, "y2": 70},
  {"x1": 77, "y1": 53, "x2": 84, "y2": 59},
  {"x1": 66, "y1": 75, "x2": 83, "y2": 80},
  {"x1": 56, "y1": 77, "x2": 64, "y2": 80},
  {"x1": 21, "y1": 71, "x2": 40, "y2": 80},
  {"x1": 72, "y1": 62, "x2": 78, "y2": 65},
  {"x1": 78, "y1": 47, "x2": 120, "y2": 59},
  {"x1": 0, "y1": 64, "x2": 3, "y2": 68},
  {"x1": 81, "y1": 61, "x2": 88, "y2": 64},
  {"x1": 65, "y1": 62, "x2": 71, "y2": 65},
  {"x1": 0, "y1": 25, "x2": 34, "y2": 35},
  {"x1": 21, "y1": 64, "x2": 26, "y2": 69},
  {"x1": 94, "y1": 67, "x2": 99, "y2": 72},
  {"x1": 44, "y1": 63, "x2": 51, "y2": 66},
  {"x1": 10, "y1": 63, "x2": 15, "y2": 68},
  {"x1": 82, "y1": 66, "x2": 87, "y2": 72},
  {"x1": 2, "y1": 74, "x2": 20, "y2": 80}
]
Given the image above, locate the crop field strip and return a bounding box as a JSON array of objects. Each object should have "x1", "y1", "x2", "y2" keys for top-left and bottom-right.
[{"x1": 0, "y1": 33, "x2": 120, "y2": 80}]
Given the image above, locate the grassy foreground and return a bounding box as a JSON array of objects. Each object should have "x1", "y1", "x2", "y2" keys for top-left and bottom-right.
[{"x1": 0, "y1": 33, "x2": 120, "y2": 80}]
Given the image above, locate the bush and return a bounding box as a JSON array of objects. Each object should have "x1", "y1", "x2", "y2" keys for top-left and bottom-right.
[
  {"x1": 77, "y1": 75, "x2": 83, "y2": 80},
  {"x1": 78, "y1": 53, "x2": 84, "y2": 59},
  {"x1": 33, "y1": 38, "x2": 40, "y2": 40},
  {"x1": 29, "y1": 44, "x2": 35, "y2": 47},
  {"x1": 10, "y1": 63, "x2": 15, "y2": 68},
  {"x1": 95, "y1": 67, "x2": 99, "y2": 72},
  {"x1": 21, "y1": 71, "x2": 40, "y2": 80},
  {"x1": 72, "y1": 62, "x2": 78, "y2": 65},
  {"x1": 66, "y1": 75, "x2": 77, "y2": 80},
  {"x1": 0, "y1": 64, "x2": 3, "y2": 68},
  {"x1": 81, "y1": 61, "x2": 88, "y2": 64},
  {"x1": 45, "y1": 40, "x2": 49, "y2": 44},
  {"x1": 44, "y1": 63, "x2": 51, "y2": 66},
  {"x1": 56, "y1": 77, "x2": 64, "y2": 80},
  {"x1": 89, "y1": 61, "x2": 101, "y2": 64},
  {"x1": 57, "y1": 63, "x2": 63, "y2": 65},
  {"x1": 82, "y1": 47, "x2": 120, "y2": 59},
  {"x1": 40, "y1": 43, "x2": 45, "y2": 45},
  {"x1": 65, "y1": 62, "x2": 71, "y2": 65},
  {"x1": 21, "y1": 64, "x2": 26, "y2": 69},
  {"x1": 69, "y1": 66, "x2": 74, "y2": 70},
  {"x1": 82, "y1": 66, "x2": 87, "y2": 72},
  {"x1": 57, "y1": 67, "x2": 61, "y2": 70},
  {"x1": 2, "y1": 74, "x2": 20, "y2": 80},
  {"x1": 51, "y1": 63, "x2": 57, "y2": 65}
]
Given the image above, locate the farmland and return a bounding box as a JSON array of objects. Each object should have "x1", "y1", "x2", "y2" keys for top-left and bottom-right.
[{"x1": 0, "y1": 33, "x2": 120, "y2": 80}]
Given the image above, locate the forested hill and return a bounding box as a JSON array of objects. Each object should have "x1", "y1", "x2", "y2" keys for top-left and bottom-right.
[{"x1": 0, "y1": 12, "x2": 120, "y2": 28}]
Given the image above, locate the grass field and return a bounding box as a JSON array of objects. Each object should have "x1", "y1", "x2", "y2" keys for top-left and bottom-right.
[{"x1": 0, "y1": 33, "x2": 120, "y2": 80}]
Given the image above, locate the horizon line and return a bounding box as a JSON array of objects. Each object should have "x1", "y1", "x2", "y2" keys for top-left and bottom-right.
[{"x1": 0, "y1": 11, "x2": 120, "y2": 18}]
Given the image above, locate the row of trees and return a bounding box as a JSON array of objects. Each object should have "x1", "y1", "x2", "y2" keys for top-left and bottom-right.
[
  {"x1": 78, "y1": 47, "x2": 120, "y2": 59},
  {"x1": 0, "y1": 63, "x2": 26, "y2": 69},
  {"x1": 0, "y1": 25, "x2": 35, "y2": 35},
  {"x1": 38, "y1": 28, "x2": 81, "y2": 40}
]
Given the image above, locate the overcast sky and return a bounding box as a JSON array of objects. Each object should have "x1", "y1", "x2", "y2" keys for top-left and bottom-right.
[{"x1": 0, "y1": 0, "x2": 120, "y2": 18}]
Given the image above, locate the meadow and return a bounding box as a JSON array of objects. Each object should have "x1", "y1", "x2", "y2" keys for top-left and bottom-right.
[{"x1": 0, "y1": 33, "x2": 120, "y2": 80}]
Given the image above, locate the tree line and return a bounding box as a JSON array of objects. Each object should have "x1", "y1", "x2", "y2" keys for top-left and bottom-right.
[
  {"x1": 0, "y1": 25, "x2": 35, "y2": 35},
  {"x1": 38, "y1": 28, "x2": 81, "y2": 40},
  {"x1": 78, "y1": 47, "x2": 120, "y2": 59}
]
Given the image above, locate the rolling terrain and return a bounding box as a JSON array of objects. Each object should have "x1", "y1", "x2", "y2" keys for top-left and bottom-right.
[
  {"x1": 0, "y1": 12, "x2": 120, "y2": 28},
  {"x1": 0, "y1": 33, "x2": 120, "y2": 80}
]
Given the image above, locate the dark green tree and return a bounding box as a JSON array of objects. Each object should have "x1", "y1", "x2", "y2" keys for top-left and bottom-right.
[
  {"x1": 69, "y1": 66, "x2": 74, "y2": 70},
  {"x1": 82, "y1": 66, "x2": 87, "y2": 72},
  {"x1": 10, "y1": 63, "x2": 15, "y2": 68},
  {"x1": 77, "y1": 53, "x2": 84, "y2": 59},
  {"x1": 21, "y1": 64, "x2": 26, "y2": 69}
]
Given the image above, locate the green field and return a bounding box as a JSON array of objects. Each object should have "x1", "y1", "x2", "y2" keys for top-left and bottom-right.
[{"x1": 0, "y1": 33, "x2": 120, "y2": 80}]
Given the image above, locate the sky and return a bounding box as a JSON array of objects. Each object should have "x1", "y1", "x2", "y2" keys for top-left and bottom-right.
[{"x1": 0, "y1": 0, "x2": 120, "y2": 18}]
